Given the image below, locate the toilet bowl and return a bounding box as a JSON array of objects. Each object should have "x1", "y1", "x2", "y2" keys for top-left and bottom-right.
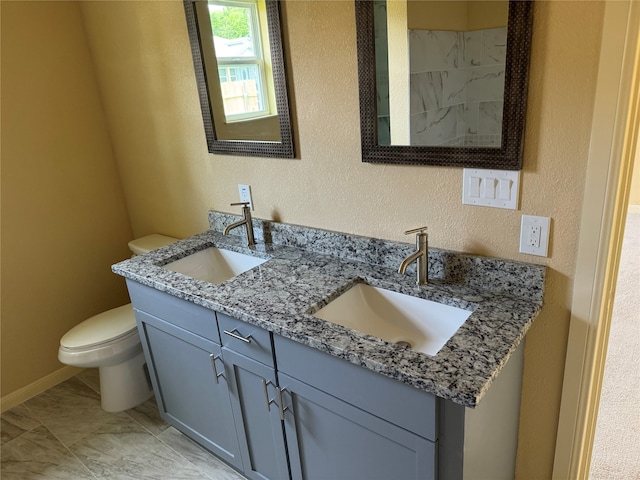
[{"x1": 58, "y1": 234, "x2": 178, "y2": 412}]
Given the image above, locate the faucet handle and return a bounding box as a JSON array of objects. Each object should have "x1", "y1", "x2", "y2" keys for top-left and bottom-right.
[
  {"x1": 404, "y1": 226, "x2": 428, "y2": 235},
  {"x1": 230, "y1": 202, "x2": 250, "y2": 208}
]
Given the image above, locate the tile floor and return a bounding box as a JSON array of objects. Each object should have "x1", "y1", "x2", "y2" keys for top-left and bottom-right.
[{"x1": 1, "y1": 369, "x2": 247, "y2": 480}]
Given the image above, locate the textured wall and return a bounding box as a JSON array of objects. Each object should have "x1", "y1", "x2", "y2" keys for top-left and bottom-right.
[
  {"x1": 79, "y1": 1, "x2": 604, "y2": 477},
  {"x1": 1, "y1": 2, "x2": 133, "y2": 396}
]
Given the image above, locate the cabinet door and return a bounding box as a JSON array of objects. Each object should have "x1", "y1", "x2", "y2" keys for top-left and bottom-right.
[
  {"x1": 279, "y1": 373, "x2": 437, "y2": 480},
  {"x1": 222, "y1": 347, "x2": 289, "y2": 480},
  {"x1": 136, "y1": 310, "x2": 242, "y2": 470}
]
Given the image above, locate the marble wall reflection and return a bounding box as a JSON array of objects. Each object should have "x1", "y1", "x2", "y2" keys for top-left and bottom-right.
[{"x1": 409, "y1": 27, "x2": 506, "y2": 147}]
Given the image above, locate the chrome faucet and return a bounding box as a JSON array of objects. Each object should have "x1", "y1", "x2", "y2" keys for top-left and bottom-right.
[
  {"x1": 223, "y1": 202, "x2": 255, "y2": 246},
  {"x1": 398, "y1": 227, "x2": 428, "y2": 285}
]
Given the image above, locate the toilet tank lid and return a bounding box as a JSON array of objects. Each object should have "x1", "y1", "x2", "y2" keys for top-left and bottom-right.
[
  {"x1": 128, "y1": 234, "x2": 179, "y2": 255},
  {"x1": 60, "y1": 304, "x2": 136, "y2": 349}
]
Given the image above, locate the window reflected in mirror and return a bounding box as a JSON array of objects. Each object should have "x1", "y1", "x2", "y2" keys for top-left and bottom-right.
[{"x1": 208, "y1": 1, "x2": 278, "y2": 123}]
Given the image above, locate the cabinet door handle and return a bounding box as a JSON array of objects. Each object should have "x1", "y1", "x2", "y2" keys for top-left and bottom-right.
[
  {"x1": 261, "y1": 379, "x2": 277, "y2": 412},
  {"x1": 223, "y1": 329, "x2": 252, "y2": 343},
  {"x1": 209, "y1": 354, "x2": 225, "y2": 384},
  {"x1": 276, "y1": 387, "x2": 290, "y2": 421}
]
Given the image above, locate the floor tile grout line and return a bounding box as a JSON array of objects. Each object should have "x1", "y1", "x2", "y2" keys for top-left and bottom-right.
[
  {"x1": 124, "y1": 408, "x2": 160, "y2": 437},
  {"x1": 1, "y1": 420, "x2": 99, "y2": 480},
  {"x1": 54, "y1": 425, "x2": 101, "y2": 480},
  {"x1": 44, "y1": 374, "x2": 213, "y2": 478},
  {"x1": 154, "y1": 430, "x2": 219, "y2": 480},
  {"x1": 4, "y1": 373, "x2": 241, "y2": 479},
  {"x1": 75, "y1": 369, "x2": 100, "y2": 395},
  {"x1": 8, "y1": 378, "x2": 112, "y2": 479},
  {"x1": 126, "y1": 410, "x2": 171, "y2": 438},
  {"x1": 75, "y1": 368, "x2": 168, "y2": 439},
  {"x1": 0, "y1": 427, "x2": 28, "y2": 450},
  {"x1": 74, "y1": 369, "x2": 174, "y2": 439},
  {"x1": 1, "y1": 402, "x2": 43, "y2": 449}
]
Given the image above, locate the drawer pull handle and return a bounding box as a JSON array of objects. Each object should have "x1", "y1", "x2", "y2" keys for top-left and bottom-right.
[
  {"x1": 262, "y1": 379, "x2": 277, "y2": 412},
  {"x1": 209, "y1": 354, "x2": 225, "y2": 384},
  {"x1": 223, "y1": 329, "x2": 252, "y2": 343}
]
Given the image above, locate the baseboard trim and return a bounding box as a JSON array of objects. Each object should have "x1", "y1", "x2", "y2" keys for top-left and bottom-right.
[{"x1": 1, "y1": 366, "x2": 83, "y2": 413}]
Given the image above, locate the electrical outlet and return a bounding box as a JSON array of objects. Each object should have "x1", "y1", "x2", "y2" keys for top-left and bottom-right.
[
  {"x1": 528, "y1": 225, "x2": 541, "y2": 247},
  {"x1": 238, "y1": 184, "x2": 253, "y2": 210},
  {"x1": 520, "y1": 215, "x2": 550, "y2": 257}
]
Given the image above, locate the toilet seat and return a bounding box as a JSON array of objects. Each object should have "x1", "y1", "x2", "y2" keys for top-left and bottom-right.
[
  {"x1": 58, "y1": 303, "x2": 143, "y2": 368},
  {"x1": 60, "y1": 304, "x2": 136, "y2": 351}
]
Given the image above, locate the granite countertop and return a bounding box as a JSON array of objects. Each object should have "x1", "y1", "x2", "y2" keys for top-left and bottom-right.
[{"x1": 112, "y1": 212, "x2": 545, "y2": 408}]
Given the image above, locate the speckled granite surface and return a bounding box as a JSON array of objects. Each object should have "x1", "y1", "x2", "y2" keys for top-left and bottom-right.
[{"x1": 112, "y1": 212, "x2": 546, "y2": 408}]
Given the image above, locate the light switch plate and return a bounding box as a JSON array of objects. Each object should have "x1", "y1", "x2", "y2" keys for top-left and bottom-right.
[
  {"x1": 520, "y1": 215, "x2": 551, "y2": 256},
  {"x1": 462, "y1": 168, "x2": 520, "y2": 210}
]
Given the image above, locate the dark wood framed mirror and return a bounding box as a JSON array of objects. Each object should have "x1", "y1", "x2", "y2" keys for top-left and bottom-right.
[
  {"x1": 184, "y1": 0, "x2": 294, "y2": 158},
  {"x1": 356, "y1": 0, "x2": 533, "y2": 169}
]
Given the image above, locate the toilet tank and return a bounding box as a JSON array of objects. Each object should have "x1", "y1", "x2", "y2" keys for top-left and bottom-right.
[{"x1": 128, "y1": 234, "x2": 179, "y2": 256}]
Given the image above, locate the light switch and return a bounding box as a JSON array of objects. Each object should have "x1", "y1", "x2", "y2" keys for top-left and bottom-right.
[
  {"x1": 469, "y1": 176, "x2": 481, "y2": 198},
  {"x1": 482, "y1": 178, "x2": 496, "y2": 199},
  {"x1": 498, "y1": 179, "x2": 512, "y2": 200},
  {"x1": 462, "y1": 169, "x2": 520, "y2": 210}
]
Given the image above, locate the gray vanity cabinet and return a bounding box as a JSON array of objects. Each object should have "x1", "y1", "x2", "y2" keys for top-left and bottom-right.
[
  {"x1": 274, "y1": 335, "x2": 438, "y2": 480},
  {"x1": 218, "y1": 314, "x2": 289, "y2": 480},
  {"x1": 127, "y1": 279, "x2": 522, "y2": 480},
  {"x1": 128, "y1": 282, "x2": 243, "y2": 470},
  {"x1": 127, "y1": 280, "x2": 289, "y2": 480}
]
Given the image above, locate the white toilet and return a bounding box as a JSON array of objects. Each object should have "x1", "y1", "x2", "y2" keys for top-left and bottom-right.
[{"x1": 58, "y1": 234, "x2": 179, "y2": 412}]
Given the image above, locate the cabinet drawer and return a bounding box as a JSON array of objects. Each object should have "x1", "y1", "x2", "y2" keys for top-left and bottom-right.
[
  {"x1": 217, "y1": 313, "x2": 274, "y2": 367},
  {"x1": 127, "y1": 279, "x2": 219, "y2": 343},
  {"x1": 274, "y1": 335, "x2": 438, "y2": 441}
]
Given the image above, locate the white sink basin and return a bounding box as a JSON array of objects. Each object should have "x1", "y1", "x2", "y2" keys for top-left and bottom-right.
[
  {"x1": 313, "y1": 283, "x2": 472, "y2": 356},
  {"x1": 163, "y1": 247, "x2": 267, "y2": 284}
]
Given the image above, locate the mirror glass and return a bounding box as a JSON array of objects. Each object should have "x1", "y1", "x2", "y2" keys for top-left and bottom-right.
[
  {"x1": 356, "y1": 0, "x2": 533, "y2": 168},
  {"x1": 377, "y1": 1, "x2": 508, "y2": 147},
  {"x1": 184, "y1": 0, "x2": 294, "y2": 158}
]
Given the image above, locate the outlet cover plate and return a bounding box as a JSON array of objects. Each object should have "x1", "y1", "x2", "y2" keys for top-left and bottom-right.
[
  {"x1": 520, "y1": 215, "x2": 551, "y2": 256},
  {"x1": 238, "y1": 184, "x2": 253, "y2": 210}
]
